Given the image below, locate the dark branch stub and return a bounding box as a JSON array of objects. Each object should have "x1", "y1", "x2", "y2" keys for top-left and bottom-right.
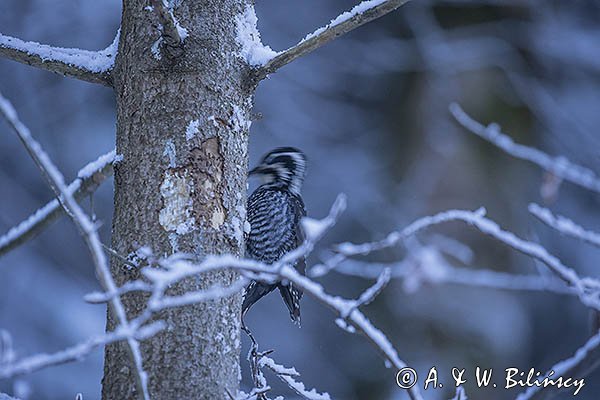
[{"x1": 150, "y1": 0, "x2": 185, "y2": 59}]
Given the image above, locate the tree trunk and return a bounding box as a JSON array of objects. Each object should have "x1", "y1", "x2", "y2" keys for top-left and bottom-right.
[{"x1": 102, "y1": 0, "x2": 254, "y2": 398}]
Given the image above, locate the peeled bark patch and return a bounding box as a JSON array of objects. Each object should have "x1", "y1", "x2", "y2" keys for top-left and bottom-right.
[
  {"x1": 158, "y1": 168, "x2": 196, "y2": 235},
  {"x1": 189, "y1": 137, "x2": 227, "y2": 230}
]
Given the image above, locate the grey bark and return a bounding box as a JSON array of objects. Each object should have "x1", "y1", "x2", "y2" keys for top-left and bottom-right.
[{"x1": 102, "y1": 0, "x2": 254, "y2": 399}]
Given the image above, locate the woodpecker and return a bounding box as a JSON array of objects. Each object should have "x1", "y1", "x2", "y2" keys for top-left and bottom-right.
[{"x1": 242, "y1": 147, "x2": 307, "y2": 325}]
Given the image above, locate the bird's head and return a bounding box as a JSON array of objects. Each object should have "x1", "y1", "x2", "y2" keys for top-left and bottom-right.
[{"x1": 249, "y1": 147, "x2": 307, "y2": 195}]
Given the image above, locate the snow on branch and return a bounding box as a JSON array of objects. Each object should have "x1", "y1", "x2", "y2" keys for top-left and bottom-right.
[
  {"x1": 149, "y1": 0, "x2": 187, "y2": 59},
  {"x1": 449, "y1": 103, "x2": 600, "y2": 195},
  {"x1": 0, "y1": 92, "x2": 150, "y2": 400},
  {"x1": 0, "y1": 31, "x2": 118, "y2": 86},
  {"x1": 252, "y1": 0, "x2": 413, "y2": 80},
  {"x1": 87, "y1": 196, "x2": 423, "y2": 400},
  {"x1": 529, "y1": 203, "x2": 600, "y2": 249},
  {"x1": 259, "y1": 356, "x2": 331, "y2": 400},
  {"x1": 0, "y1": 150, "x2": 118, "y2": 257},
  {"x1": 330, "y1": 208, "x2": 600, "y2": 310},
  {"x1": 333, "y1": 250, "x2": 574, "y2": 296},
  {"x1": 0, "y1": 322, "x2": 164, "y2": 380},
  {"x1": 354, "y1": 267, "x2": 391, "y2": 309}
]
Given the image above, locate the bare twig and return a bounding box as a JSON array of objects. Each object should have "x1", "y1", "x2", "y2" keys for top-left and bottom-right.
[
  {"x1": 355, "y1": 267, "x2": 392, "y2": 308},
  {"x1": 101, "y1": 243, "x2": 140, "y2": 270},
  {"x1": 449, "y1": 103, "x2": 600, "y2": 194},
  {"x1": 529, "y1": 203, "x2": 600, "y2": 249},
  {"x1": 149, "y1": 0, "x2": 186, "y2": 58},
  {"x1": 247, "y1": 199, "x2": 422, "y2": 400},
  {"x1": 332, "y1": 207, "x2": 600, "y2": 309},
  {"x1": 0, "y1": 32, "x2": 118, "y2": 86},
  {"x1": 255, "y1": 0, "x2": 413, "y2": 80},
  {"x1": 84, "y1": 280, "x2": 153, "y2": 304},
  {"x1": 259, "y1": 355, "x2": 331, "y2": 400},
  {"x1": 91, "y1": 195, "x2": 423, "y2": 400},
  {"x1": 0, "y1": 93, "x2": 150, "y2": 400},
  {"x1": 515, "y1": 330, "x2": 597, "y2": 399},
  {"x1": 331, "y1": 248, "x2": 574, "y2": 295},
  {"x1": 0, "y1": 322, "x2": 164, "y2": 380},
  {"x1": 0, "y1": 150, "x2": 117, "y2": 257},
  {"x1": 84, "y1": 202, "x2": 599, "y2": 400}
]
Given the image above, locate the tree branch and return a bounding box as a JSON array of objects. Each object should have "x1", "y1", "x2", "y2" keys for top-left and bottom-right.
[
  {"x1": 0, "y1": 322, "x2": 163, "y2": 380},
  {"x1": 259, "y1": 355, "x2": 331, "y2": 400},
  {"x1": 254, "y1": 0, "x2": 413, "y2": 80},
  {"x1": 0, "y1": 150, "x2": 117, "y2": 257},
  {"x1": 529, "y1": 203, "x2": 600, "y2": 249},
  {"x1": 449, "y1": 103, "x2": 600, "y2": 195},
  {"x1": 0, "y1": 32, "x2": 118, "y2": 86},
  {"x1": 331, "y1": 208, "x2": 600, "y2": 309},
  {"x1": 333, "y1": 255, "x2": 575, "y2": 296},
  {"x1": 0, "y1": 93, "x2": 149, "y2": 400},
  {"x1": 149, "y1": 0, "x2": 186, "y2": 59},
  {"x1": 91, "y1": 196, "x2": 424, "y2": 400}
]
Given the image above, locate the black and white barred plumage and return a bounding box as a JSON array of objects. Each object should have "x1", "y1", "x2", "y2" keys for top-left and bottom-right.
[{"x1": 242, "y1": 147, "x2": 307, "y2": 325}]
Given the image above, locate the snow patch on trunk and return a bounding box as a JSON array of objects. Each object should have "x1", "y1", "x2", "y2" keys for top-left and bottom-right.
[
  {"x1": 185, "y1": 119, "x2": 199, "y2": 141},
  {"x1": 159, "y1": 169, "x2": 196, "y2": 237}
]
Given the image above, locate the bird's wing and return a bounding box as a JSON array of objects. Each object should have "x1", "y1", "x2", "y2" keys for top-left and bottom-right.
[{"x1": 293, "y1": 194, "x2": 307, "y2": 275}]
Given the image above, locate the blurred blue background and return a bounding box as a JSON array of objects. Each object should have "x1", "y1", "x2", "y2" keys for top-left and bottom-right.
[{"x1": 1, "y1": 0, "x2": 600, "y2": 399}]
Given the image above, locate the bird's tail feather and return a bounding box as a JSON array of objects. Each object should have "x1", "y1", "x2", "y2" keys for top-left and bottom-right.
[
  {"x1": 279, "y1": 284, "x2": 303, "y2": 326},
  {"x1": 242, "y1": 281, "x2": 276, "y2": 319}
]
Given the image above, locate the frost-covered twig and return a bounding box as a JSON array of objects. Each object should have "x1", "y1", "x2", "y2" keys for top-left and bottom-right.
[
  {"x1": 0, "y1": 322, "x2": 164, "y2": 380},
  {"x1": 529, "y1": 204, "x2": 600, "y2": 249},
  {"x1": 0, "y1": 32, "x2": 118, "y2": 86},
  {"x1": 449, "y1": 103, "x2": 600, "y2": 194},
  {"x1": 354, "y1": 267, "x2": 392, "y2": 308},
  {"x1": 255, "y1": 0, "x2": 413, "y2": 80},
  {"x1": 515, "y1": 329, "x2": 600, "y2": 399},
  {"x1": 427, "y1": 264, "x2": 572, "y2": 294},
  {"x1": 313, "y1": 208, "x2": 490, "y2": 277},
  {"x1": 90, "y1": 195, "x2": 423, "y2": 400},
  {"x1": 272, "y1": 265, "x2": 422, "y2": 399},
  {"x1": 0, "y1": 150, "x2": 117, "y2": 257},
  {"x1": 0, "y1": 93, "x2": 150, "y2": 400},
  {"x1": 259, "y1": 356, "x2": 331, "y2": 400},
  {"x1": 146, "y1": 278, "x2": 247, "y2": 311},
  {"x1": 332, "y1": 208, "x2": 600, "y2": 309},
  {"x1": 149, "y1": 0, "x2": 186, "y2": 58},
  {"x1": 332, "y1": 249, "x2": 574, "y2": 295}
]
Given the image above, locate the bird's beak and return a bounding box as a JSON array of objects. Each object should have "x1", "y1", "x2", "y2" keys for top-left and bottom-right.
[{"x1": 248, "y1": 166, "x2": 262, "y2": 177}]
